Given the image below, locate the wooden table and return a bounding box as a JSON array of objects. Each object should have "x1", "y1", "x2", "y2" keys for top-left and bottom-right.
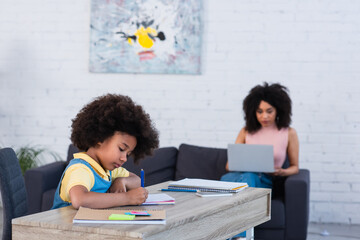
[{"x1": 12, "y1": 182, "x2": 271, "y2": 240}]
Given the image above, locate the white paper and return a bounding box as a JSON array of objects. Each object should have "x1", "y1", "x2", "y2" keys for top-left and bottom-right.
[
  {"x1": 169, "y1": 178, "x2": 248, "y2": 191},
  {"x1": 142, "y1": 193, "x2": 175, "y2": 205}
]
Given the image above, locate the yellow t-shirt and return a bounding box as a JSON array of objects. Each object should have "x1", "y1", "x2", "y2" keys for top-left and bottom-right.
[{"x1": 59, "y1": 152, "x2": 129, "y2": 202}]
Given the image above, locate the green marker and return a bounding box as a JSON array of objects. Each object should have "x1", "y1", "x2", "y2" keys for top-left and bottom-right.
[{"x1": 108, "y1": 214, "x2": 135, "y2": 221}]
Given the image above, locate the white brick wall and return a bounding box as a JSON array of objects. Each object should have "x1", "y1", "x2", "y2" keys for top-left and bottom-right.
[{"x1": 1, "y1": 0, "x2": 360, "y2": 224}]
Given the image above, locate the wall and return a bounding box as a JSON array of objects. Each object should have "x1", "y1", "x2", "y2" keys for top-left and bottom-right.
[{"x1": 0, "y1": 0, "x2": 359, "y2": 224}]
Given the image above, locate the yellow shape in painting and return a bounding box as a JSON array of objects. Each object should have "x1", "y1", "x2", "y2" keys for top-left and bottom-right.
[
  {"x1": 127, "y1": 38, "x2": 134, "y2": 45},
  {"x1": 134, "y1": 26, "x2": 158, "y2": 49}
]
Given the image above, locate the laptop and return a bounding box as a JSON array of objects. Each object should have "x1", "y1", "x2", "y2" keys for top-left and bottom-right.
[{"x1": 227, "y1": 144, "x2": 275, "y2": 172}]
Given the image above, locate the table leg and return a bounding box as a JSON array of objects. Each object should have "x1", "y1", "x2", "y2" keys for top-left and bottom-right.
[{"x1": 246, "y1": 227, "x2": 254, "y2": 240}]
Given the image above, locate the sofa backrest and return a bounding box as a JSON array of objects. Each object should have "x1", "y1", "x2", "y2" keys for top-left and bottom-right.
[
  {"x1": 66, "y1": 144, "x2": 178, "y2": 186},
  {"x1": 67, "y1": 144, "x2": 79, "y2": 162},
  {"x1": 66, "y1": 143, "x2": 290, "y2": 189},
  {"x1": 122, "y1": 147, "x2": 178, "y2": 186},
  {"x1": 175, "y1": 144, "x2": 227, "y2": 181}
]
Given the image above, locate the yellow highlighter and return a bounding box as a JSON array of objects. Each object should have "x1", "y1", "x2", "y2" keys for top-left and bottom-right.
[{"x1": 108, "y1": 214, "x2": 135, "y2": 221}]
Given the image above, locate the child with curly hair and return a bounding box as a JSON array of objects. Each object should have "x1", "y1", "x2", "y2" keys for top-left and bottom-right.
[{"x1": 52, "y1": 94, "x2": 159, "y2": 209}]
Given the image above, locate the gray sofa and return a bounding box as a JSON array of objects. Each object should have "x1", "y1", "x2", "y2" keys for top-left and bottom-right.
[{"x1": 25, "y1": 143, "x2": 310, "y2": 240}]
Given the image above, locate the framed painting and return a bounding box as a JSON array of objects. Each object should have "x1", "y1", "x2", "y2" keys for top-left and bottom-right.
[{"x1": 89, "y1": 0, "x2": 202, "y2": 74}]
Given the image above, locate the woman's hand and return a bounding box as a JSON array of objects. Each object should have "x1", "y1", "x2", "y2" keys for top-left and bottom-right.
[{"x1": 273, "y1": 168, "x2": 286, "y2": 176}]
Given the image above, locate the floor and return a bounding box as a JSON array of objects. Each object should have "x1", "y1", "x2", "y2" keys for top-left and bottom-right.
[
  {"x1": 1, "y1": 207, "x2": 359, "y2": 239},
  {"x1": 307, "y1": 223, "x2": 360, "y2": 240}
]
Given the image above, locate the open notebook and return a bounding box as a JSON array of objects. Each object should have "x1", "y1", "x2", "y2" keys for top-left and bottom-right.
[
  {"x1": 142, "y1": 193, "x2": 175, "y2": 205},
  {"x1": 168, "y1": 178, "x2": 248, "y2": 193}
]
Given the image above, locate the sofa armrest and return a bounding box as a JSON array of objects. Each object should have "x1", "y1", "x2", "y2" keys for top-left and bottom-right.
[
  {"x1": 25, "y1": 161, "x2": 67, "y2": 214},
  {"x1": 284, "y1": 169, "x2": 310, "y2": 240}
]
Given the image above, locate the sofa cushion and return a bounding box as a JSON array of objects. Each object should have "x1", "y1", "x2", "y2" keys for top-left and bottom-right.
[
  {"x1": 122, "y1": 147, "x2": 178, "y2": 186},
  {"x1": 67, "y1": 144, "x2": 80, "y2": 162},
  {"x1": 41, "y1": 189, "x2": 56, "y2": 211},
  {"x1": 175, "y1": 144, "x2": 227, "y2": 181},
  {"x1": 25, "y1": 161, "x2": 67, "y2": 214},
  {"x1": 254, "y1": 228, "x2": 284, "y2": 240},
  {"x1": 272, "y1": 176, "x2": 286, "y2": 199}
]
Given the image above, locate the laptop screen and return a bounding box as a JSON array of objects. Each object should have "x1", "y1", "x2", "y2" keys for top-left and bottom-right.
[{"x1": 227, "y1": 144, "x2": 275, "y2": 172}]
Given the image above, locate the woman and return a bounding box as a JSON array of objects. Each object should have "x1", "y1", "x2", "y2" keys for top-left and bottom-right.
[{"x1": 222, "y1": 82, "x2": 299, "y2": 189}]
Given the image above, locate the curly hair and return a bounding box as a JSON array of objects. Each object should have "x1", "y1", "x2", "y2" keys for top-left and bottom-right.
[
  {"x1": 71, "y1": 94, "x2": 159, "y2": 164},
  {"x1": 243, "y1": 82, "x2": 292, "y2": 133}
]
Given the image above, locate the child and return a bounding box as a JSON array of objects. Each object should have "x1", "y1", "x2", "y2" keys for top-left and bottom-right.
[{"x1": 52, "y1": 94, "x2": 159, "y2": 209}]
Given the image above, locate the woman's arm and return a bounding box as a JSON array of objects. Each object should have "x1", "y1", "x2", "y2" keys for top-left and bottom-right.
[
  {"x1": 274, "y1": 127, "x2": 299, "y2": 176},
  {"x1": 69, "y1": 184, "x2": 148, "y2": 209},
  {"x1": 235, "y1": 128, "x2": 247, "y2": 144},
  {"x1": 225, "y1": 128, "x2": 246, "y2": 171}
]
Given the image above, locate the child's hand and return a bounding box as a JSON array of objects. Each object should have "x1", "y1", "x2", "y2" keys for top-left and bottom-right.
[
  {"x1": 126, "y1": 187, "x2": 149, "y2": 205},
  {"x1": 108, "y1": 177, "x2": 127, "y2": 193}
]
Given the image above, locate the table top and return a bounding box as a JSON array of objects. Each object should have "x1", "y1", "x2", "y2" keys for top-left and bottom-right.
[{"x1": 12, "y1": 181, "x2": 271, "y2": 240}]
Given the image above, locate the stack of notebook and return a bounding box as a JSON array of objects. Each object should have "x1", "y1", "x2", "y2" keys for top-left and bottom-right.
[
  {"x1": 73, "y1": 207, "x2": 166, "y2": 224},
  {"x1": 167, "y1": 178, "x2": 248, "y2": 193}
]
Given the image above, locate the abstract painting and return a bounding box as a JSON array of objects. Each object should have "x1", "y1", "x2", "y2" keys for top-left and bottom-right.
[{"x1": 89, "y1": 0, "x2": 202, "y2": 74}]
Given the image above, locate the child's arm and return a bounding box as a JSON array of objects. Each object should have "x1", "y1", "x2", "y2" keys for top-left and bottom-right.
[
  {"x1": 69, "y1": 185, "x2": 148, "y2": 209},
  {"x1": 108, "y1": 172, "x2": 141, "y2": 193}
]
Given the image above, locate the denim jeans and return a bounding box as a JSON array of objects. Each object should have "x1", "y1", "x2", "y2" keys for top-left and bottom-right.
[
  {"x1": 221, "y1": 172, "x2": 273, "y2": 189},
  {"x1": 221, "y1": 172, "x2": 273, "y2": 238}
]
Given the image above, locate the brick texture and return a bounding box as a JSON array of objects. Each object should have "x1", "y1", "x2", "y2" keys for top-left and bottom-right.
[{"x1": 0, "y1": 0, "x2": 359, "y2": 224}]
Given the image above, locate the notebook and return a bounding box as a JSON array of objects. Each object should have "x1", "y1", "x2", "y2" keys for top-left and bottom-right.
[
  {"x1": 195, "y1": 192, "x2": 233, "y2": 197},
  {"x1": 168, "y1": 178, "x2": 248, "y2": 193},
  {"x1": 73, "y1": 207, "x2": 166, "y2": 224},
  {"x1": 142, "y1": 193, "x2": 175, "y2": 205},
  {"x1": 227, "y1": 144, "x2": 275, "y2": 172}
]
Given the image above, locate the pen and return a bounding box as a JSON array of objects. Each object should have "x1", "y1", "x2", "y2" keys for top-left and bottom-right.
[
  {"x1": 161, "y1": 189, "x2": 197, "y2": 192},
  {"x1": 140, "y1": 169, "x2": 145, "y2": 187}
]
